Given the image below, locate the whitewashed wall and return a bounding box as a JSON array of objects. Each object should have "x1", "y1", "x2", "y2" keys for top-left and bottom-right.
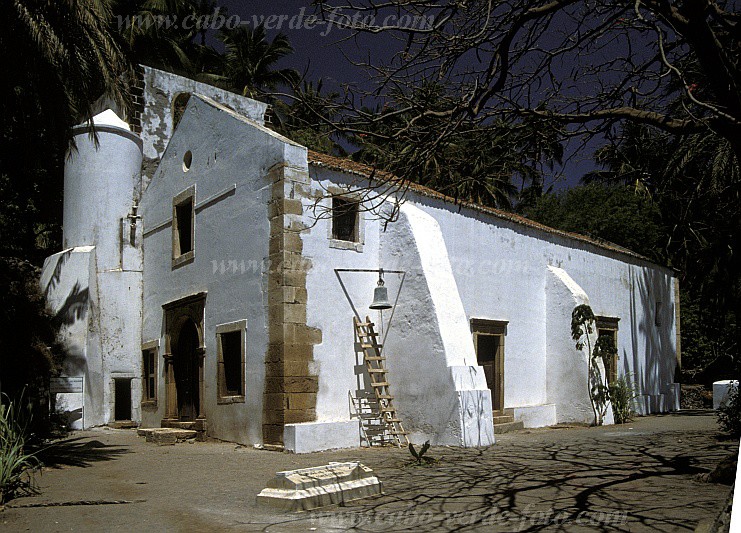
[
  {"x1": 300, "y1": 169, "x2": 677, "y2": 435},
  {"x1": 302, "y1": 169, "x2": 381, "y2": 420},
  {"x1": 303, "y1": 168, "x2": 494, "y2": 447},
  {"x1": 139, "y1": 96, "x2": 302, "y2": 444},
  {"x1": 44, "y1": 111, "x2": 144, "y2": 428},
  {"x1": 140, "y1": 67, "x2": 268, "y2": 162},
  {"x1": 413, "y1": 195, "x2": 679, "y2": 419}
]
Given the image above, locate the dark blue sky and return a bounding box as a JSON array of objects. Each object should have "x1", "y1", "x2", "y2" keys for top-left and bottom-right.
[{"x1": 218, "y1": 1, "x2": 598, "y2": 190}]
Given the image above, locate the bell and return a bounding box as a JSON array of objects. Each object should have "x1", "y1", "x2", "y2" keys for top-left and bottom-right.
[{"x1": 370, "y1": 285, "x2": 392, "y2": 310}]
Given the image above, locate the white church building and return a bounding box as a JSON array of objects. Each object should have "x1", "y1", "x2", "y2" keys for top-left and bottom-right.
[{"x1": 41, "y1": 67, "x2": 680, "y2": 452}]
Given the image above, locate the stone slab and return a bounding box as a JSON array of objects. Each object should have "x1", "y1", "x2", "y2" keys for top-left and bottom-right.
[
  {"x1": 257, "y1": 462, "x2": 382, "y2": 511},
  {"x1": 137, "y1": 428, "x2": 197, "y2": 445}
]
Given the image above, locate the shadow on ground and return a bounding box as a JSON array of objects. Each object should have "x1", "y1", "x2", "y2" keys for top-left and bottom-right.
[
  {"x1": 260, "y1": 427, "x2": 737, "y2": 532},
  {"x1": 33, "y1": 437, "x2": 130, "y2": 469}
]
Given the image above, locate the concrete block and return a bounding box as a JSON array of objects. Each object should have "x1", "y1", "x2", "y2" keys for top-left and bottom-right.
[
  {"x1": 283, "y1": 420, "x2": 361, "y2": 453},
  {"x1": 508, "y1": 404, "x2": 558, "y2": 428},
  {"x1": 714, "y1": 380, "x2": 739, "y2": 409},
  {"x1": 257, "y1": 462, "x2": 381, "y2": 511}
]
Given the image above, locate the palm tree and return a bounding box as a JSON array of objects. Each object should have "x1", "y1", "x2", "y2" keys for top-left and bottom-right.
[
  {"x1": 272, "y1": 80, "x2": 347, "y2": 154},
  {"x1": 1, "y1": 0, "x2": 133, "y2": 258},
  {"x1": 3, "y1": 0, "x2": 132, "y2": 136},
  {"x1": 211, "y1": 24, "x2": 300, "y2": 98},
  {"x1": 112, "y1": 0, "x2": 199, "y2": 74}
]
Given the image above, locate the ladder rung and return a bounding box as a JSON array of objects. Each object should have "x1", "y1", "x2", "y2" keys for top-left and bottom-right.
[
  {"x1": 380, "y1": 407, "x2": 396, "y2": 413},
  {"x1": 389, "y1": 430, "x2": 408, "y2": 435},
  {"x1": 368, "y1": 369, "x2": 387, "y2": 373},
  {"x1": 376, "y1": 394, "x2": 394, "y2": 400},
  {"x1": 384, "y1": 418, "x2": 402, "y2": 423},
  {"x1": 370, "y1": 382, "x2": 389, "y2": 387},
  {"x1": 364, "y1": 356, "x2": 385, "y2": 361}
]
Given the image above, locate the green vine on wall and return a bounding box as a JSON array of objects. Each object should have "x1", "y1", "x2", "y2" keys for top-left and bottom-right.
[{"x1": 571, "y1": 304, "x2": 617, "y2": 425}]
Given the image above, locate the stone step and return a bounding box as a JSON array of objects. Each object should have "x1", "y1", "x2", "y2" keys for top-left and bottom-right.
[
  {"x1": 492, "y1": 415, "x2": 515, "y2": 425},
  {"x1": 137, "y1": 428, "x2": 197, "y2": 445},
  {"x1": 108, "y1": 421, "x2": 138, "y2": 429},
  {"x1": 493, "y1": 420, "x2": 525, "y2": 434}
]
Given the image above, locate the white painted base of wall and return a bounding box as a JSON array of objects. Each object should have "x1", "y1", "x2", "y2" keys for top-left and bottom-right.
[
  {"x1": 284, "y1": 420, "x2": 361, "y2": 453},
  {"x1": 509, "y1": 404, "x2": 557, "y2": 428},
  {"x1": 713, "y1": 380, "x2": 739, "y2": 410},
  {"x1": 664, "y1": 382, "x2": 681, "y2": 411},
  {"x1": 635, "y1": 386, "x2": 681, "y2": 414}
]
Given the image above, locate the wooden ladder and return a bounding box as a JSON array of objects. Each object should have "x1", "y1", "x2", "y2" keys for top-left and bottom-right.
[{"x1": 354, "y1": 316, "x2": 409, "y2": 447}]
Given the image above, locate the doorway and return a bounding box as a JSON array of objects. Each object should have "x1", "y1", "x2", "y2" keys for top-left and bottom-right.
[
  {"x1": 163, "y1": 292, "x2": 206, "y2": 427},
  {"x1": 174, "y1": 319, "x2": 200, "y2": 421},
  {"x1": 471, "y1": 319, "x2": 507, "y2": 415},
  {"x1": 114, "y1": 378, "x2": 132, "y2": 421}
]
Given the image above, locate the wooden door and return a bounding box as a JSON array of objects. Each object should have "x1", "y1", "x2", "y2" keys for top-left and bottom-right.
[
  {"x1": 471, "y1": 319, "x2": 507, "y2": 415},
  {"x1": 174, "y1": 320, "x2": 200, "y2": 421}
]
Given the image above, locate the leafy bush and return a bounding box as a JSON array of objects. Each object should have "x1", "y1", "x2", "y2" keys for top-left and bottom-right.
[
  {"x1": 0, "y1": 396, "x2": 39, "y2": 503},
  {"x1": 610, "y1": 375, "x2": 638, "y2": 424},
  {"x1": 717, "y1": 385, "x2": 741, "y2": 437},
  {"x1": 0, "y1": 257, "x2": 66, "y2": 435}
]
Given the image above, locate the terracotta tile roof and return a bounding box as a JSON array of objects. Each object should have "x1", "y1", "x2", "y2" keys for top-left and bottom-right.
[{"x1": 307, "y1": 150, "x2": 654, "y2": 264}]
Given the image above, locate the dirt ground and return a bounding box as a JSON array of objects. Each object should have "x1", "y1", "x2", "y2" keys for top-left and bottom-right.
[{"x1": 0, "y1": 410, "x2": 737, "y2": 532}]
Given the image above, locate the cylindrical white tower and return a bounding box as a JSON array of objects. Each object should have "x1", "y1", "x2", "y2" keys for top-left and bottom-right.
[
  {"x1": 58, "y1": 109, "x2": 145, "y2": 427},
  {"x1": 64, "y1": 109, "x2": 143, "y2": 270}
]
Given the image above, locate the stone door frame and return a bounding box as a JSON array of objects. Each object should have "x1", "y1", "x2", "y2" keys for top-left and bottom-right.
[{"x1": 162, "y1": 292, "x2": 207, "y2": 428}]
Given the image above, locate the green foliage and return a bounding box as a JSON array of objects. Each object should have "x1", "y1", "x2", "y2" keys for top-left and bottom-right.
[
  {"x1": 272, "y1": 80, "x2": 346, "y2": 155},
  {"x1": 571, "y1": 304, "x2": 611, "y2": 426},
  {"x1": 523, "y1": 184, "x2": 663, "y2": 260},
  {"x1": 610, "y1": 375, "x2": 638, "y2": 424},
  {"x1": 0, "y1": 258, "x2": 65, "y2": 417},
  {"x1": 352, "y1": 83, "x2": 563, "y2": 210},
  {"x1": 0, "y1": 396, "x2": 40, "y2": 503},
  {"x1": 593, "y1": 335, "x2": 617, "y2": 375},
  {"x1": 1, "y1": 0, "x2": 133, "y2": 260},
  {"x1": 571, "y1": 304, "x2": 595, "y2": 350},
  {"x1": 717, "y1": 385, "x2": 741, "y2": 438},
  {"x1": 206, "y1": 24, "x2": 300, "y2": 97},
  {"x1": 112, "y1": 0, "x2": 219, "y2": 76},
  {"x1": 587, "y1": 123, "x2": 741, "y2": 381},
  {"x1": 408, "y1": 440, "x2": 433, "y2": 465}
]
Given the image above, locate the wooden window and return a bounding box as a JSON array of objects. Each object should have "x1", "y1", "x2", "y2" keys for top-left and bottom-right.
[
  {"x1": 172, "y1": 185, "x2": 195, "y2": 267},
  {"x1": 141, "y1": 341, "x2": 159, "y2": 405},
  {"x1": 471, "y1": 319, "x2": 507, "y2": 414},
  {"x1": 332, "y1": 197, "x2": 359, "y2": 242},
  {"x1": 596, "y1": 316, "x2": 620, "y2": 385},
  {"x1": 216, "y1": 320, "x2": 246, "y2": 403}
]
